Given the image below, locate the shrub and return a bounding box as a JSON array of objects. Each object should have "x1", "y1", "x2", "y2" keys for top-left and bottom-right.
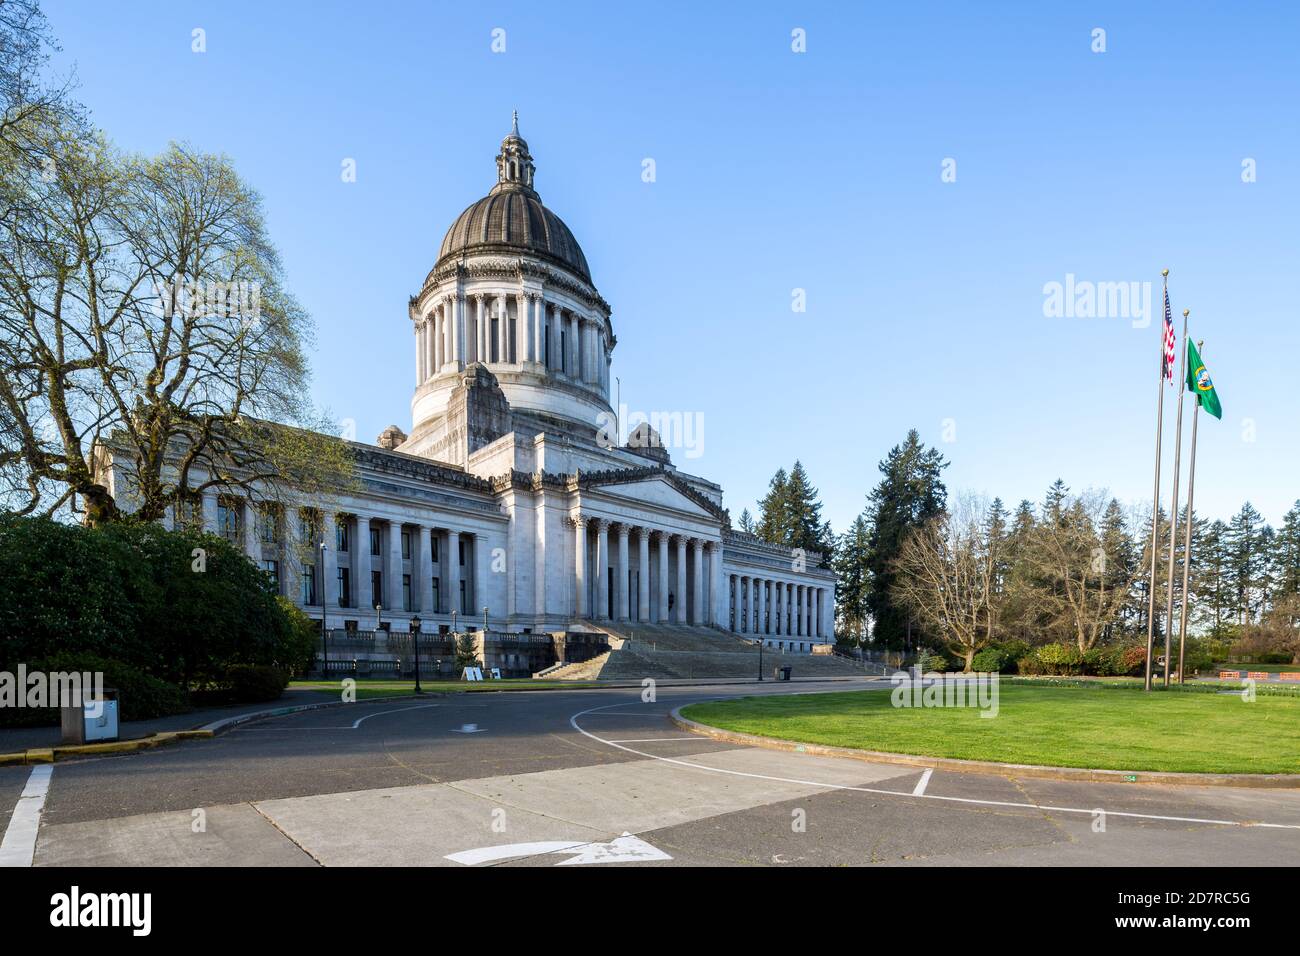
[
  {"x1": 917, "y1": 648, "x2": 952, "y2": 673},
  {"x1": 1015, "y1": 652, "x2": 1046, "y2": 675},
  {"x1": 0, "y1": 653, "x2": 190, "y2": 727},
  {"x1": 970, "y1": 647, "x2": 1010, "y2": 673},
  {"x1": 224, "y1": 664, "x2": 290, "y2": 703},
  {"x1": 1035, "y1": 642, "x2": 1083, "y2": 675}
]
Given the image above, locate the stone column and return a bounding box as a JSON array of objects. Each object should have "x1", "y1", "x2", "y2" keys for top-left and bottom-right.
[
  {"x1": 708, "y1": 542, "x2": 724, "y2": 626},
  {"x1": 594, "y1": 520, "x2": 610, "y2": 620},
  {"x1": 655, "y1": 530, "x2": 669, "y2": 622},
  {"x1": 321, "y1": 512, "x2": 338, "y2": 609},
  {"x1": 674, "y1": 536, "x2": 687, "y2": 624},
  {"x1": 691, "y1": 538, "x2": 704, "y2": 625},
  {"x1": 241, "y1": 499, "x2": 259, "y2": 560},
  {"x1": 729, "y1": 575, "x2": 738, "y2": 631},
  {"x1": 572, "y1": 515, "x2": 587, "y2": 619},
  {"x1": 532, "y1": 295, "x2": 543, "y2": 366},
  {"x1": 517, "y1": 291, "x2": 529, "y2": 363},
  {"x1": 415, "y1": 323, "x2": 424, "y2": 383},
  {"x1": 418, "y1": 525, "x2": 434, "y2": 614},
  {"x1": 751, "y1": 578, "x2": 761, "y2": 634},
  {"x1": 283, "y1": 507, "x2": 302, "y2": 604},
  {"x1": 446, "y1": 530, "x2": 461, "y2": 617},
  {"x1": 615, "y1": 524, "x2": 630, "y2": 621},
  {"x1": 354, "y1": 516, "x2": 372, "y2": 611},
  {"x1": 427, "y1": 315, "x2": 437, "y2": 374},
  {"x1": 637, "y1": 529, "x2": 651, "y2": 623},
  {"x1": 200, "y1": 489, "x2": 218, "y2": 533},
  {"x1": 739, "y1": 576, "x2": 749, "y2": 632},
  {"x1": 386, "y1": 521, "x2": 404, "y2": 612},
  {"x1": 798, "y1": 585, "x2": 806, "y2": 636},
  {"x1": 775, "y1": 581, "x2": 783, "y2": 636},
  {"x1": 472, "y1": 533, "x2": 488, "y2": 623}
]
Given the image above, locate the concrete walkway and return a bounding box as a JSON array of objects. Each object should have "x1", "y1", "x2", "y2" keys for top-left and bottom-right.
[{"x1": 0, "y1": 686, "x2": 339, "y2": 753}]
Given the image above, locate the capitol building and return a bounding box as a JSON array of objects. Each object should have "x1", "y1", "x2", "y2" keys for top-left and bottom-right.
[{"x1": 100, "y1": 119, "x2": 836, "y2": 655}]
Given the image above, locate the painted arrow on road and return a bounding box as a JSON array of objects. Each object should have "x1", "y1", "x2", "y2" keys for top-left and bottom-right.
[{"x1": 444, "y1": 833, "x2": 670, "y2": 866}]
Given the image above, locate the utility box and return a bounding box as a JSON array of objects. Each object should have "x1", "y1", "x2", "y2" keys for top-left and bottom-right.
[{"x1": 60, "y1": 689, "x2": 119, "y2": 744}]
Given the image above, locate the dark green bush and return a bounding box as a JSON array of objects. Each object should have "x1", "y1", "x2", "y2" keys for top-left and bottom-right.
[
  {"x1": 224, "y1": 664, "x2": 290, "y2": 703},
  {"x1": 970, "y1": 647, "x2": 1010, "y2": 672},
  {"x1": 0, "y1": 653, "x2": 190, "y2": 727},
  {"x1": 0, "y1": 516, "x2": 315, "y2": 690}
]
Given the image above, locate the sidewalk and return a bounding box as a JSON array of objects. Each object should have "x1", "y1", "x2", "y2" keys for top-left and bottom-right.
[{"x1": 0, "y1": 686, "x2": 339, "y2": 753}]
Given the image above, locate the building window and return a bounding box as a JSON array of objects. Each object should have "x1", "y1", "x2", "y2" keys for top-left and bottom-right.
[
  {"x1": 401, "y1": 530, "x2": 411, "y2": 560},
  {"x1": 344, "y1": 620, "x2": 358, "y2": 633},
  {"x1": 336, "y1": 521, "x2": 349, "y2": 553},
  {"x1": 260, "y1": 559, "x2": 279, "y2": 591},
  {"x1": 301, "y1": 564, "x2": 317, "y2": 605},
  {"x1": 458, "y1": 539, "x2": 465, "y2": 567},
  {"x1": 402, "y1": 574, "x2": 412, "y2": 612},
  {"x1": 459, "y1": 580, "x2": 467, "y2": 614},
  {"x1": 371, "y1": 571, "x2": 382, "y2": 609},
  {"x1": 259, "y1": 507, "x2": 277, "y2": 543},
  {"x1": 338, "y1": 567, "x2": 351, "y2": 608},
  {"x1": 431, "y1": 579, "x2": 440, "y2": 614},
  {"x1": 370, "y1": 528, "x2": 381, "y2": 556},
  {"x1": 431, "y1": 535, "x2": 439, "y2": 562},
  {"x1": 217, "y1": 501, "x2": 238, "y2": 543}
]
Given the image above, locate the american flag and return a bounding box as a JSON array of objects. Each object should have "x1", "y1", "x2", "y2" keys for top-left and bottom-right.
[{"x1": 1162, "y1": 284, "x2": 1176, "y2": 383}]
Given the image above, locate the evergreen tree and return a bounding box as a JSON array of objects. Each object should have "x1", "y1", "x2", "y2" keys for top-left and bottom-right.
[
  {"x1": 833, "y1": 514, "x2": 871, "y2": 643},
  {"x1": 737, "y1": 507, "x2": 755, "y2": 534},
  {"x1": 864, "y1": 430, "x2": 948, "y2": 649},
  {"x1": 1043, "y1": 479, "x2": 1070, "y2": 525},
  {"x1": 783, "y1": 461, "x2": 831, "y2": 554},
  {"x1": 754, "y1": 469, "x2": 788, "y2": 542},
  {"x1": 1099, "y1": 497, "x2": 1138, "y2": 640},
  {"x1": 1199, "y1": 519, "x2": 1234, "y2": 636},
  {"x1": 1227, "y1": 502, "x2": 1269, "y2": 625},
  {"x1": 1274, "y1": 500, "x2": 1300, "y2": 622}
]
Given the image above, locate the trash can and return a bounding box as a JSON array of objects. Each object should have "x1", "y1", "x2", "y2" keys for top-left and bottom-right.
[
  {"x1": 774, "y1": 666, "x2": 792, "y2": 681},
  {"x1": 60, "y1": 688, "x2": 119, "y2": 744}
]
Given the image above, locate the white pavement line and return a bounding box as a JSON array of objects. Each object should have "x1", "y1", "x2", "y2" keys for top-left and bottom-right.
[
  {"x1": 351, "y1": 703, "x2": 440, "y2": 729},
  {"x1": 912, "y1": 768, "x2": 934, "y2": 797},
  {"x1": 607, "y1": 737, "x2": 715, "y2": 743},
  {"x1": 446, "y1": 840, "x2": 588, "y2": 866},
  {"x1": 569, "y1": 701, "x2": 1300, "y2": 831},
  {"x1": 0, "y1": 765, "x2": 53, "y2": 868}
]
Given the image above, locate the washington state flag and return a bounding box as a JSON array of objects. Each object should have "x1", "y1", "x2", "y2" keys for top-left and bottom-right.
[{"x1": 1186, "y1": 339, "x2": 1223, "y2": 419}]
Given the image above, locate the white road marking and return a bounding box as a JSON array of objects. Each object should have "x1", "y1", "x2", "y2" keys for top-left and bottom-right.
[
  {"x1": 606, "y1": 737, "x2": 712, "y2": 743},
  {"x1": 0, "y1": 765, "x2": 53, "y2": 868},
  {"x1": 450, "y1": 723, "x2": 485, "y2": 734},
  {"x1": 351, "y1": 703, "x2": 440, "y2": 729},
  {"x1": 569, "y1": 701, "x2": 1300, "y2": 831},
  {"x1": 912, "y1": 768, "x2": 934, "y2": 796},
  {"x1": 445, "y1": 833, "x2": 671, "y2": 867}
]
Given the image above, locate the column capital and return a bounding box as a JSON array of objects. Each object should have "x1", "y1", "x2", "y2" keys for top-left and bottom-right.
[
  {"x1": 570, "y1": 512, "x2": 587, "y2": 529},
  {"x1": 596, "y1": 518, "x2": 611, "y2": 532},
  {"x1": 615, "y1": 522, "x2": 631, "y2": 540}
]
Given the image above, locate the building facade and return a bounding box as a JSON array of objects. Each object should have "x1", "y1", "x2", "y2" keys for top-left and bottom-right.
[{"x1": 97, "y1": 119, "x2": 835, "y2": 653}]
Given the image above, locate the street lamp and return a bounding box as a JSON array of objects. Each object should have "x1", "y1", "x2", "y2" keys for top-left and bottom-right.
[
  {"x1": 374, "y1": 602, "x2": 383, "y2": 632},
  {"x1": 319, "y1": 540, "x2": 328, "y2": 677},
  {"x1": 409, "y1": 615, "x2": 422, "y2": 694},
  {"x1": 757, "y1": 637, "x2": 764, "y2": 682}
]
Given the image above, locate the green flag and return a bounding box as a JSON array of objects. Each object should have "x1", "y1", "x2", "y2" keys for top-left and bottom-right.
[{"x1": 1185, "y1": 339, "x2": 1222, "y2": 419}]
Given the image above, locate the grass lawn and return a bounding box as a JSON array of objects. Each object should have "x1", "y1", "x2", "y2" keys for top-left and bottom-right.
[
  {"x1": 680, "y1": 684, "x2": 1300, "y2": 774},
  {"x1": 290, "y1": 678, "x2": 597, "y2": 699}
]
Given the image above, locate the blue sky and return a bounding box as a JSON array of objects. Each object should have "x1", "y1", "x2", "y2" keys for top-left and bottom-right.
[{"x1": 45, "y1": 1, "x2": 1300, "y2": 532}]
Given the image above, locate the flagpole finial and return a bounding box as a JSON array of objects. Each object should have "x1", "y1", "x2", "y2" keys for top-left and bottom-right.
[
  {"x1": 1161, "y1": 268, "x2": 1169, "y2": 278},
  {"x1": 1183, "y1": 308, "x2": 1189, "y2": 317}
]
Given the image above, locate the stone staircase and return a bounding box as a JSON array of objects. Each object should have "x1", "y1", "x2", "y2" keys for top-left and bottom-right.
[{"x1": 542, "y1": 622, "x2": 875, "y2": 681}]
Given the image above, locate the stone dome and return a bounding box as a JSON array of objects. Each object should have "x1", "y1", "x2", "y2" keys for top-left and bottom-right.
[{"x1": 435, "y1": 114, "x2": 591, "y2": 282}]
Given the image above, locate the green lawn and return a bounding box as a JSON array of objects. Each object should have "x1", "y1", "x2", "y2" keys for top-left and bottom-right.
[
  {"x1": 290, "y1": 678, "x2": 597, "y2": 699},
  {"x1": 681, "y1": 684, "x2": 1300, "y2": 774}
]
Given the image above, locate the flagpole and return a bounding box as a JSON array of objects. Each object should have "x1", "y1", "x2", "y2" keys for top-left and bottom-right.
[
  {"x1": 1162, "y1": 309, "x2": 1189, "y2": 687},
  {"x1": 1144, "y1": 270, "x2": 1169, "y2": 692},
  {"x1": 1176, "y1": 340, "x2": 1202, "y2": 685}
]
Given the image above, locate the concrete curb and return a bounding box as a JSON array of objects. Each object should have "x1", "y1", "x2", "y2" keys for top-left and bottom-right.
[
  {"x1": 670, "y1": 706, "x2": 1300, "y2": 790},
  {"x1": 0, "y1": 729, "x2": 214, "y2": 766}
]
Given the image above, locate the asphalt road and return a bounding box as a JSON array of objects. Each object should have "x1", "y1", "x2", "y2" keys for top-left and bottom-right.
[{"x1": 3, "y1": 679, "x2": 1299, "y2": 867}]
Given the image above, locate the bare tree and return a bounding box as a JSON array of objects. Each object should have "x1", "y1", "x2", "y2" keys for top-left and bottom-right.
[
  {"x1": 892, "y1": 494, "x2": 1003, "y2": 671},
  {"x1": 1011, "y1": 490, "x2": 1136, "y2": 653},
  {"x1": 0, "y1": 114, "x2": 350, "y2": 521}
]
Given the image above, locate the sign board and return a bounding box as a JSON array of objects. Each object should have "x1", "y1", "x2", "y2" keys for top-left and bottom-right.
[{"x1": 462, "y1": 667, "x2": 484, "y2": 682}]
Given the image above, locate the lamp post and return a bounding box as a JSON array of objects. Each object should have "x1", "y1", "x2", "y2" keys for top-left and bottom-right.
[
  {"x1": 482, "y1": 607, "x2": 489, "y2": 671},
  {"x1": 318, "y1": 540, "x2": 328, "y2": 677},
  {"x1": 410, "y1": 615, "x2": 422, "y2": 694},
  {"x1": 374, "y1": 602, "x2": 383, "y2": 632},
  {"x1": 757, "y1": 637, "x2": 764, "y2": 682}
]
